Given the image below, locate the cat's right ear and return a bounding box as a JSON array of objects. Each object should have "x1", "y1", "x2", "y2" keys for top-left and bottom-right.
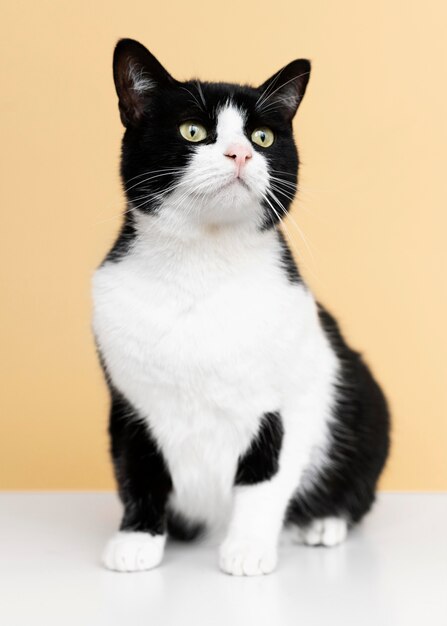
[{"x1": 113, "y1": 39, "x2": 175, "y2": 128}]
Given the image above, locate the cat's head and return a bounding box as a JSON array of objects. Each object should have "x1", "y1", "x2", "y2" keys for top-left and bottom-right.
[{"x1": 113, "y1": 39, "x2": 310, "y2": 233}]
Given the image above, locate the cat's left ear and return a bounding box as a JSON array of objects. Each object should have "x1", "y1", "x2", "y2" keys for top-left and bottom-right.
[
  {"x1": 257, "y1": 59, "x2": 311, "y2": 121},
  {"x1": 113, "y1": 38, "x2": 175, "y2": 127}
]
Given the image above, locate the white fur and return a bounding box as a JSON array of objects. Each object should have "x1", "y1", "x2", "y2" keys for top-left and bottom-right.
[
  {"x1": 102, "y1": 532, "x2": 165, "y2": 572},
  {"x1": 93, "y1": 105, "x2": 340, "y2": 575},
  {"x1": 293, "y1": 517, "x2": 348, "y2": 547},
  {"x1": 128, "y1": 62, "x2": 153, "y2": 94},
  {"x1": 219, "y1": 534, "x2": 278, "y2": 576}
]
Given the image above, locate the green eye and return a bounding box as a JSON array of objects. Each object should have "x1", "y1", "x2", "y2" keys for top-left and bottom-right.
[
  {"x1": 179, "y1": 121, "x2": 207, "y2": 142},
  {"x1": 251, "y1": 127, "x2": 275, "y2": 148}
]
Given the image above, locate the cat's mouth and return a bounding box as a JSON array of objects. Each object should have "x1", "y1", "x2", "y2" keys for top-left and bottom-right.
[
  {"x1": 214, "y1": 177, "x2": 251, "y2": 194},
  {"x1": 189, "y1": 176, "x2": 251, "y2": 200},
  {"x1": 224, "y1": 177, "x2": 250, "y2": 190}
]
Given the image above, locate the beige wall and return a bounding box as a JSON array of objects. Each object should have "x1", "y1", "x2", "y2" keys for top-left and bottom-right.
[{"x1": 1, "y1": 0, "x2": 446, "y2": 490}]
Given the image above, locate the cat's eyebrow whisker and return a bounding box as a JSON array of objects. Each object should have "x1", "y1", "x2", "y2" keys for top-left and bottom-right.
[
  {"x1": 180, "y1": 85, "x2": 206, "y2": 112},
  {"x1": 195, "y1": 81, "x2": 207, "y2": 109}
]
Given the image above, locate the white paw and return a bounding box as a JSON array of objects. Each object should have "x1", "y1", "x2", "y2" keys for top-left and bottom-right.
[
  {"x1": 295, "y1": 517, "x2": 348, "y2": 547},
  {"x1": 102, "y1": 531, "x2": 166, "y2": 572},
  {"x1": 219, "y1": 538, "x2": 278, "y2": 576}
]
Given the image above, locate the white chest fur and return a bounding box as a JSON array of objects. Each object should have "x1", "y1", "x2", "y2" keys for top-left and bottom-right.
[{"x1": 92, "y1": 221, "x2": 336, "y2": 525}]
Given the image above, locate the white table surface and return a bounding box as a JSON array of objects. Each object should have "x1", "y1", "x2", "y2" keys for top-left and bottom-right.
[{"x1": 0, "y1": 492, "x2": 445, "y2": 626}]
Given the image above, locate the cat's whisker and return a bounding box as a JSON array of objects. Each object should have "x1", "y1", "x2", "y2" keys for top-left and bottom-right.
[
  {"x1": 269, "y1": 182, "x2": 297, "y2": 201},
  {"x1": 124, "y1": 167, "x2": 183, "y2": 186},
  {"x1": 94, "y1": 187, "x2": 178, "y2": 226},
  {"x1": 95, "y1": 170, "x2": 187, "y2": 224},
  {"x1": 125, "y1": 169, "x2": 183, "y2": 193},
  {"x1": 195, "y1": 81, "x2": 207, "y2": 110},
  {"x1": 261, "y1": 194, "x2": 301, "y2": 253},
  {"x1": 181, "y1": 85, "x2": 206, "y2": 112},
  {"x1": 261, "y1": 192, "x2": 285, "y2": 227},
  {"x1": 93, "y1": 204, "x2": 136, "y2": 226},
  {"x1": 269, "y1": 169, "x2": 296, "y2": 178},
  {"x1": 271, "y1": 189, "x2": 296, "y2": 204},
  {"x1": 267, "y1": 188, "x2": 316, "y2": 264},
  {"x1": 269, "y1": 176, "x2": 297, "y2": 189},
  {"x1": 266, "y1": 197, "x2": 319, "y2": 281}
]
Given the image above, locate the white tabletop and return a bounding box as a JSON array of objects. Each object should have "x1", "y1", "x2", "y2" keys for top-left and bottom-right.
[{"x1": 0, "y1": 492, "x2": 445, "y2": 626}]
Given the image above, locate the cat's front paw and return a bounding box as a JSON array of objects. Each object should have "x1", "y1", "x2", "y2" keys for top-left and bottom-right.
[
  {"x1": 219, "y1": 537, "x2": 278, "y2": 576},
  {"x1": 102, "y1": 531, "x2": 166, "y2": 572}
]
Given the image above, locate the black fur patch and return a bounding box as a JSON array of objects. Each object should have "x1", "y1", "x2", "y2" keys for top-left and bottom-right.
[
  {"x1": 104, "y1": 213, "x2": 137, "y2": 264},
  {"x1": 235, "y1": 412, "x2": 284, "y2": 485},
  {"x1": 277, "y1": 229, "x2": 301, "y2": 284},
  {"x1": 286, "y1": 304, "x2": 390, "y2": 526},
  {"x1": 108, "y1": 386, "x2": 172, "y2": 535},
  {"x1": 167, "y1": 510, "x2": 204, "y2": 542}
]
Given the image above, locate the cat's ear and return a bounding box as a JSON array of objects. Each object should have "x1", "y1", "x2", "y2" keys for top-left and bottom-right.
[
  {"x1": 113, "y1": 38, "x2": 175, "y2": 127},
  {"x1": 257, "y1": 59, "x2": 311, "y2": 121}
]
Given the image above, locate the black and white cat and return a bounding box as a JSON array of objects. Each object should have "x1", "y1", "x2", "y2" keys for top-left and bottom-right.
[{"x1": 92, "y1": 38, "x2": 390, "y2": 576}]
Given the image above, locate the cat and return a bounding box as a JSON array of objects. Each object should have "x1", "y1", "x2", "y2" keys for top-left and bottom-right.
[{"x1": 92, "y1": 38, "x2": 390, "y2": 576}]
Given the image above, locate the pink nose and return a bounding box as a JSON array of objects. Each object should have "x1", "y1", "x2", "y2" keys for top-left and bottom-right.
[{"x1": 224, "y1": 143, "x2": 253, "y2": 173}]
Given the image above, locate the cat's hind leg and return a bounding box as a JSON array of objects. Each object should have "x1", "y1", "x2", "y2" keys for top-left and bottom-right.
[
  {"x1": 293, "y1": 517, "x2": 348, "y2": 547},
  {"x1": 103, "y1": 532, "x2": 166, "y2": 573}
]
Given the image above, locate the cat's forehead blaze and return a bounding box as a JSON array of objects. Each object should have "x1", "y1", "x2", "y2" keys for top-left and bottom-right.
[{"x1": 215, "y1": 104, "x2": 247, "y2": 141}]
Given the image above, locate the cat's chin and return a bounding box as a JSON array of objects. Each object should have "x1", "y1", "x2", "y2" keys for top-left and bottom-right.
[
  {"x1": 204, "y1": 178, "x2": 259, "y2": 208},
  {"x1": 199, "y1": 189, "x2": 262, "y2": 229},
  {"x1": 220, "y1": 177, "x2": 250, "y2": 192}
]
